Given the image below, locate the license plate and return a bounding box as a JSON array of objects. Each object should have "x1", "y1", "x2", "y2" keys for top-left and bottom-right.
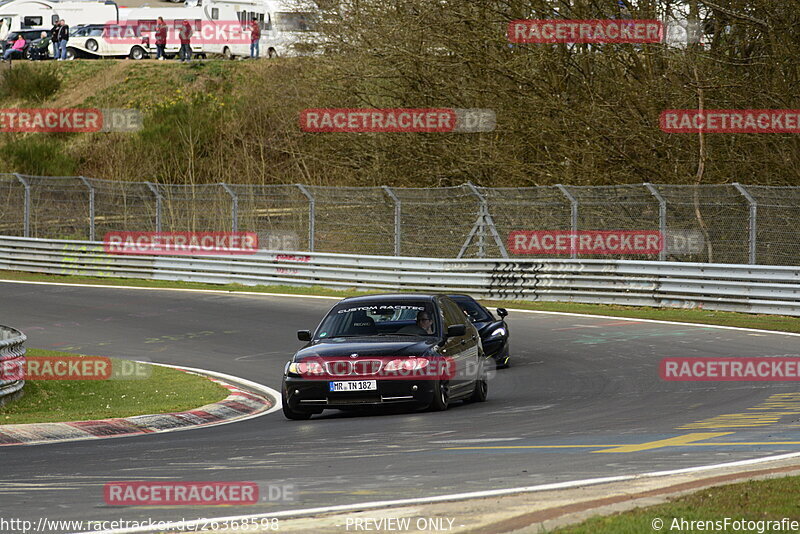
[{"x1": 329, "y1": 380, "x2": 377, "y2": 392}]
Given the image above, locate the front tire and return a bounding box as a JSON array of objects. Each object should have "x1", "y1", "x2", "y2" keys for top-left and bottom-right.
[
  {"x1": 468, "y1": 362, "x2": 488, "y2": 403},
  {"x1": 282, "y1": 402, "x2": 313, "y2": 420},
  {"x1": 222, "y1": 47, "x2": 233, "y2": 60},
  {"x1": 428, "y1": 380, "x2": 450, "y2": 411}
]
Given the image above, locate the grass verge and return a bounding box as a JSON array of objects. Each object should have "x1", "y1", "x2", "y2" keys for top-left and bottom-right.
[
  {"x1": 2, "y1": 269, "x2": 800, "y2": 334},
  {"x1": 0, "y1": 349, "x2": 229, "y2": 425},
  {"x1": 555, "y1": 476, "x2": 800, "y2": 533}
]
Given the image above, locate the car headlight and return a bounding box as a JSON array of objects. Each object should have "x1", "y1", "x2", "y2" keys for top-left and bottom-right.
[
  {"x1": 287, "y1": 361, "x2": 325, "y2": 376},
  {"x1": 384, "y1": 358, "x2": 430, "y2": 372},
  {"x1": 489, "y1": 327, "x2": 507, "y2": 338}
]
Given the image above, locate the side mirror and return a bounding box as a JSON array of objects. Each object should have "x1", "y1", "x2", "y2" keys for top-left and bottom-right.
[
  {"x1": 497, "y1": 308, "x2": 508, "y2": 318},
  {"x1": 446, "y1": 324, "x2": 466, "y2": 338},
  {"x1": 297, "y1": 330, "x2": 311, "y2": 341}
]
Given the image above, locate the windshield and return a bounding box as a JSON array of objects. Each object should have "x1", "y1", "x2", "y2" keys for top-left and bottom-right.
[
  {"x1": 453, "y1": 298, "x2": 493, "y2": 323},
  {"x1": 316, "y1": 301, "x2": 438, "y2": 339},
  {"x1": 273, "y1": 12, "x2": 317, "y2": 32}
]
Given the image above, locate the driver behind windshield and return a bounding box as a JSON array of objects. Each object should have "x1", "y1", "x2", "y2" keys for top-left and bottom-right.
[{"x1": 397, "y1": 311, "x2": 434, "y2": 335}]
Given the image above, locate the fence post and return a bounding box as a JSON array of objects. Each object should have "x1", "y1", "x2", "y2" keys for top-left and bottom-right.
[
  {"x1": 556, "y1": 184, "x2": 578, "y2": 259},
  {"x1": 145, "y1": 182, "x2": 162, "y2": 233},
  {"x1": 462, "y1": 182, "x2": 508, "y2": 259},
  {"x1": 220, "y1": 183, "x2": 238, "y2": 233},
  {"x1": 78, "y1": 176, "x2": 95, "y2": 241},
  {"x1": 13, "y1": 174, "x2": 30, "y2": 238},
  {"x1": 467, "y1": 183, "x2": 486, "y2": 257},
  {"x1": 733, "y1": 183, "x2": 757, "y2": 264},
  {"x1": 296, "y1": 184, "x2": 315, "y2": 252},
  {"x1": 382, "y1": 186, "x2": 401, "y2": 256},
  {"x1": 644, "y1": 183, "x2": 667, "y2": 261}
]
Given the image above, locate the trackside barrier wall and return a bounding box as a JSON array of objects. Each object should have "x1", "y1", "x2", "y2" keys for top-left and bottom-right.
[
  {"x1": 1, "y1": 236, "x2": 800, "y2": 316},
  {"x1": 0, "y1": 325, "x2": 26, "y2": 402}
]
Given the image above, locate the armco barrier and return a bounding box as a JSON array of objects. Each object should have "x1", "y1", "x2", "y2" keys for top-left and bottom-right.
[
  {"x1": 0, "y1": 236, "x2": 799, "y2": 316},
  {"x1": 0, "y1": 325, "x2": 26, "y2": 402}
]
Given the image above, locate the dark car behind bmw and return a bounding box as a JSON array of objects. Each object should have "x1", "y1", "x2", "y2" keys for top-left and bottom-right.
[
  {"x1": 281, "y1": 294, "x2": 489, "y2": 420},
  {"x1": 448, "y1": 294, "x2": 510, "y2": 368}
]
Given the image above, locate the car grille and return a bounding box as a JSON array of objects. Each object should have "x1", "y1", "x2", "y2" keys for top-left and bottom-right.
[{"x1": 324, "y1": 360, "x2": 383, "y2": 377}]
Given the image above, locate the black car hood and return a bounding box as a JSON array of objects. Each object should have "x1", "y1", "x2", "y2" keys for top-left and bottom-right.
[{"x1": 294, "y1": 338, "x2": 437, "y2": 360}]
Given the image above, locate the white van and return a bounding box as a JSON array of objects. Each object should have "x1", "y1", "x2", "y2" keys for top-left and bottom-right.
[
  {"x1": 259, "y1": 0, "x2": 322, "y2": 57},
  {"x1": 122, "y1": 2, "x2": 262, "y2": 58},
  {"x1": 0, "y1": 0, "x2": 120, "y2": 39},
  {"x1": 122, "y1": 0, "x2": 321, "y2": 59}
]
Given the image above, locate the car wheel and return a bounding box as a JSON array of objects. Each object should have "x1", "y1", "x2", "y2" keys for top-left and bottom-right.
[
  {"x1": 282, "y1": 401, "x2": 313, "y2": 420},
  {"x1": 86, "y1": 39, "x2": 99, "y2": 52},
  {"x1": 130, "y1": 46, "x2": 146, "y2": 60},
  {"x1": 66, "y1": 47, "x2": 77, "y2": 60},
  {"x1": 428, "y1": 380, "x2": 450, "y2": 411},
  {"x1": 468, "y1": 362, "x2": 488, "y2": 403},
  {"x1": 267, "y1": 47, "x2": 278, "y2": 58},
  {"x1": 223, "y1": 47, "x2": 233, "y2": 60}
]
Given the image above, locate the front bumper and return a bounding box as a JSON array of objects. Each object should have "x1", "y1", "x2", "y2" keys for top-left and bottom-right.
[
  {"x1": 483, "y1": 337, "x2": 509, "y2": 364},
  {"x1": 282, "y1": 376, "x2": 437, "y2": 409}
]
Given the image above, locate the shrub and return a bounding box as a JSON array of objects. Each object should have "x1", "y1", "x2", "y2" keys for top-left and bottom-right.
[
  {"x1": 0, "y1": 136, "x2": 77, "y2": 175},
  {"x1": 0, "y1": 63, "x2": 61, "y2": 102}
]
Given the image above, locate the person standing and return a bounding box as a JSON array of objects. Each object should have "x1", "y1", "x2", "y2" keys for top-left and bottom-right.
[
  {"x1": 178, "y1": 19, "x2": 192, "y2": 62},
  {"x1": 56, "y1": 19, "x2": 69, "y2": 60},
  {"x1": 249, "y1": 15, "x2": 260, "y2": 58},
  {"x1": 155, "y1": 16, "x2": 167, "y2": 60},
  {"x1": 50, "y1": 20, "x2": 60, "y2": 59}
]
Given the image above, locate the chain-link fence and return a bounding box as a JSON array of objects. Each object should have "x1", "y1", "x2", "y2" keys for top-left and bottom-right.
[{"x1": 1, "y1": 173, "x2": 797, "y2": 264}]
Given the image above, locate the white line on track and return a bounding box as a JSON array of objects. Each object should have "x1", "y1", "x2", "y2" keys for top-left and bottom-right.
[{"x1": 83, "y1": 452, "x2": 800, "y2": 534}]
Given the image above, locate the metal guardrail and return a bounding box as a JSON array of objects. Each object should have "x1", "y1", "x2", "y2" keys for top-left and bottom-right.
[
  {"x1": 0, "y1": 325, "x2": 26, "y2": 402},
  {"x1": 1, "y1": 236, "x2": 800, "y2": 316}
]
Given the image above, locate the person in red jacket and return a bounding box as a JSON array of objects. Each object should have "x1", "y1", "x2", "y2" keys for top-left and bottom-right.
[
  {"x1": 155, "y1": 17, "x2": 167, "y2": 60},
  {"x1": 249, "y1": 16, "x2": 260, "y2": 58},
  {"x1": 178, "y1": 19, "x2": 192, "y2": 62}
]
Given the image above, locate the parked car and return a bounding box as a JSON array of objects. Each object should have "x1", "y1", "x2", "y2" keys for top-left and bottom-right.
[
  {"x1": 281, "y1": 294, "x2": 489, "y2": 420},
  {"x1": 448, "y1": 294, "x2": 510, "y2": 368},
  {"x1": 66, "y1": 23, "x2": 146, "y2": 59},
  {"x1": 2, "y1": 30, "x2": 46, "y2": 59}
]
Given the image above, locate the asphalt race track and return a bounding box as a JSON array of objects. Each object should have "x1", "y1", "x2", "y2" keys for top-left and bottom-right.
[{"x1": 3, "y1": 281, "x2": 800, "y2": 532}]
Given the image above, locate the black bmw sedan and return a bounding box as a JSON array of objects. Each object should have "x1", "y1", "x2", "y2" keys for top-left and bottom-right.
[
  {"x1": 281, "y1": 294, "x2": 489, "y2": 420},
  {"x1": 448, "y1": 295, "x2": 510, "y2": 368}
]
